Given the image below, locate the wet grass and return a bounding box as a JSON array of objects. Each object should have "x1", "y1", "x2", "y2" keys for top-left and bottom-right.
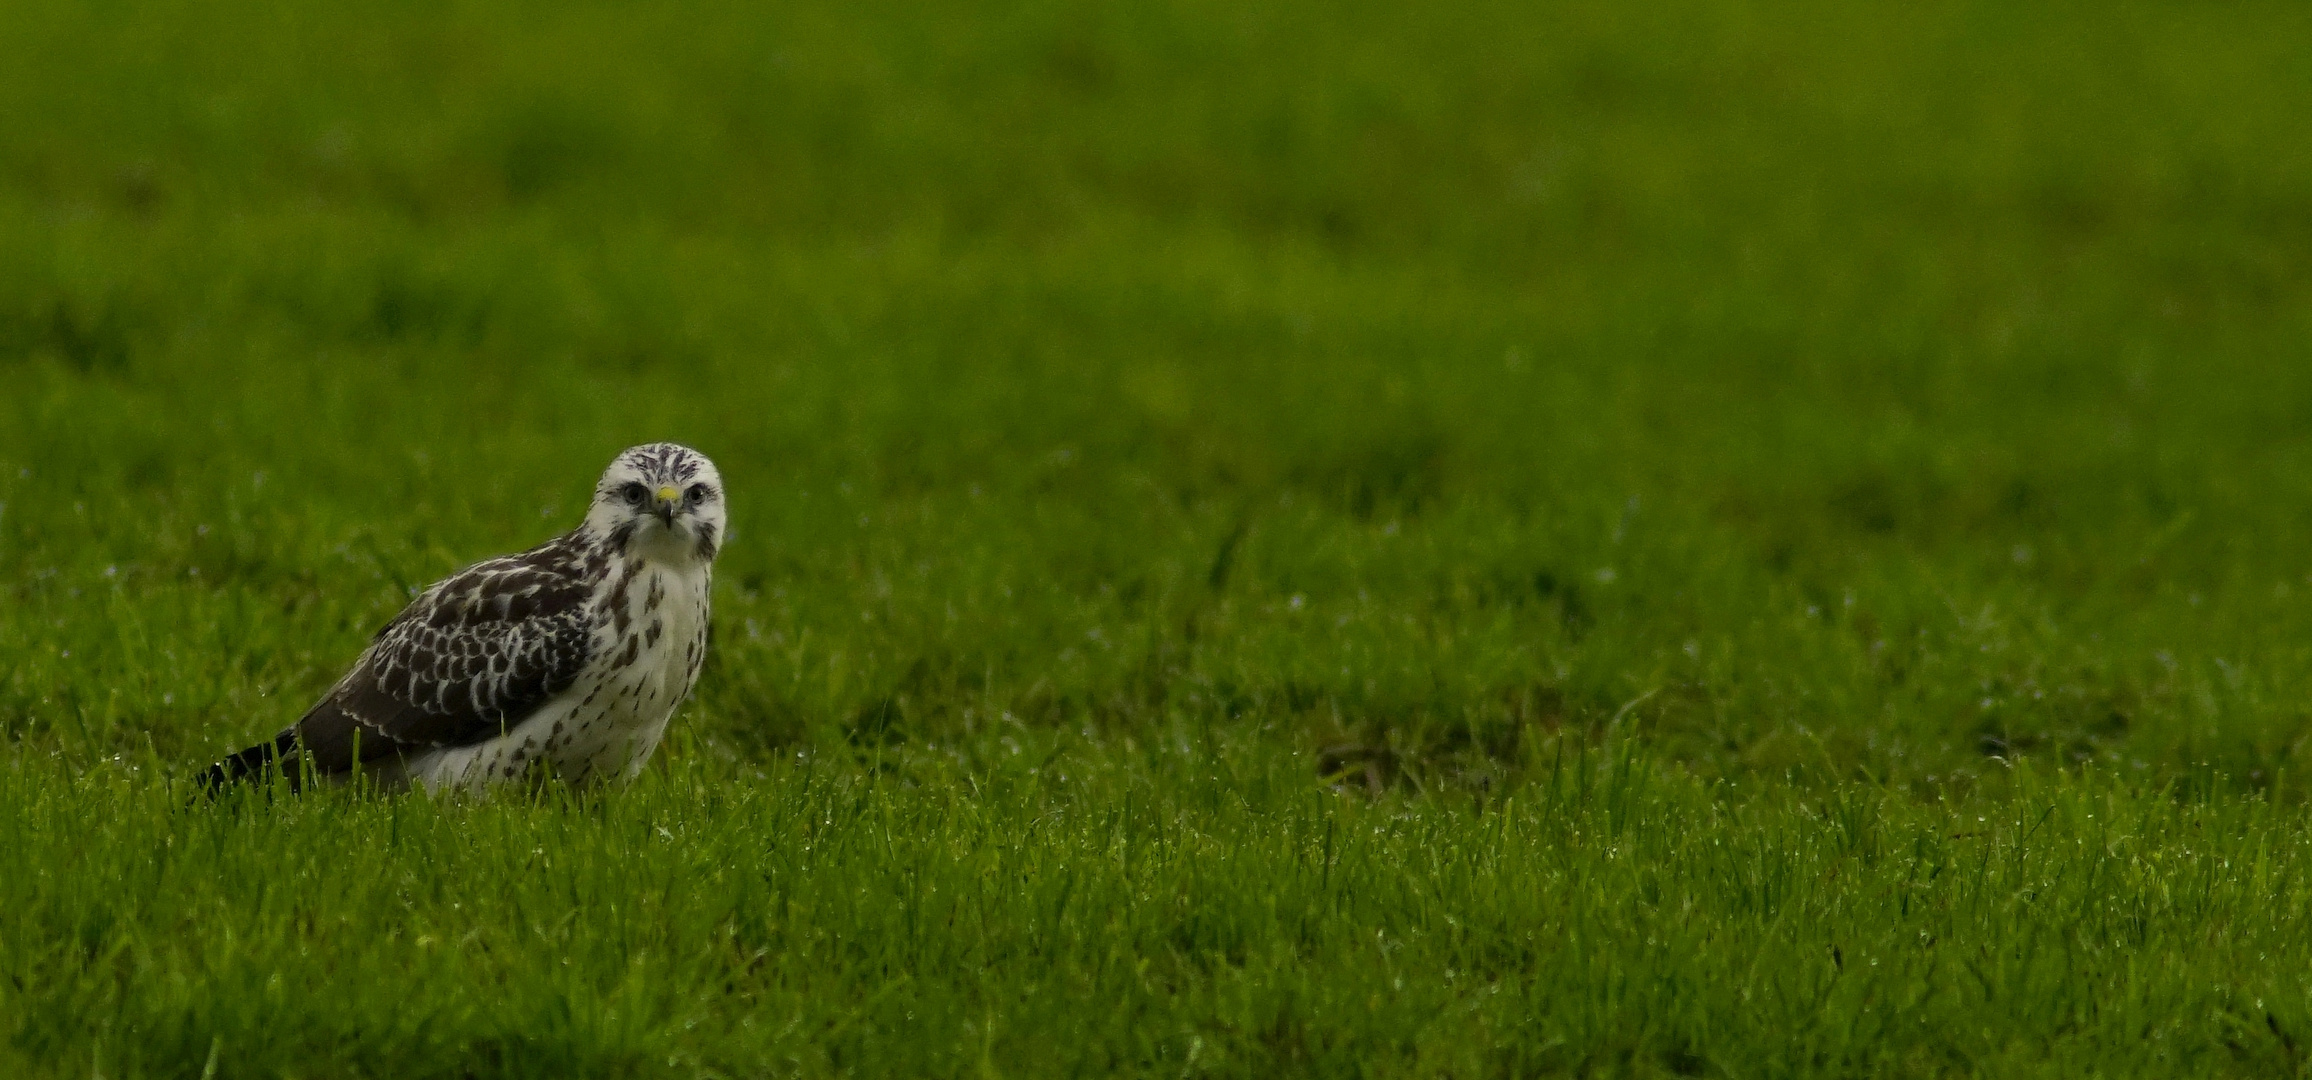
[{"x1": 15, "y1": 747, "x2": 2312, "y2": 1077}]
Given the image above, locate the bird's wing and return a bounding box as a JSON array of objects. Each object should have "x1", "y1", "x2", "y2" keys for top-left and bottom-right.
[{"x1": 293, "y1": 540, "x2": 597, "y2": 772}]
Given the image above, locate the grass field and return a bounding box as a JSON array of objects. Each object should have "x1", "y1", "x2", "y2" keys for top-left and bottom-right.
[{"x1": 5, "y1": 0, "x2": 2312, "y2": 1075}]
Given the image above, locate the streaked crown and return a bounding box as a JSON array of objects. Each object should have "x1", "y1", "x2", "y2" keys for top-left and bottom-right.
[{"x1": 585, "y1": 443, "x2": 726, "y2": 562}]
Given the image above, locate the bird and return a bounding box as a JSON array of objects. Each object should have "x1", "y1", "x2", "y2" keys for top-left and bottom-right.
[{"x1": 197, "y1": 443, "x2": 726, "y2": 795}]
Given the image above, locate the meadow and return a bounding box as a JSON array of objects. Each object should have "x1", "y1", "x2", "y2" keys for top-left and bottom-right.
[{"x1": 3, "y1": 0, "x2": 2312, "y2": 1074}]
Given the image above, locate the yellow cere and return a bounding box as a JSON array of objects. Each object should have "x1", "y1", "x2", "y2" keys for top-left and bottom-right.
[{"x1": 656, "y1": 485, "x2": 680, "y2": 503}]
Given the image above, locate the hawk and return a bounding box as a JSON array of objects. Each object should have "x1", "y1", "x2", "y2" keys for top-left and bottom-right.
[{"x1": 198, "y1": 443, "x2": 726, "y2": 794}]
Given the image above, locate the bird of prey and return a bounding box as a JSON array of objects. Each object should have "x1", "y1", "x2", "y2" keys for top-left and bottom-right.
[{"x1": 198, "y1": 443, "x2": 726, "y2": 794}]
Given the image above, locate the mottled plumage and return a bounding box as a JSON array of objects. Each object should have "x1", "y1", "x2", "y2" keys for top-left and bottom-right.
[{"x1": 198, "y1": 443, "x2": 726, "y2": 794}]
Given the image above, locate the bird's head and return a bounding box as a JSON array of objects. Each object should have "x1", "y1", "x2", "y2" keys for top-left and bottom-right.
[{"x1": 586, "y1": 443, "x2": 726, "y2": 564}]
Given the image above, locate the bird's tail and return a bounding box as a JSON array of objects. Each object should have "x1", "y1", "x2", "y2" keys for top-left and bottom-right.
[{"x1": 195, "y1": 731, "x2": 305, "y2": 796}]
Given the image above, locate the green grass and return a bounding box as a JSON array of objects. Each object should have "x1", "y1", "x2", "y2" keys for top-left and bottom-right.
[
  {"x1": 4, "y1": 0, "x2": 2312, "y2": 1074},
  {"x1": 15, "y1": 750, "x2": 2312, "y2": 1077}
]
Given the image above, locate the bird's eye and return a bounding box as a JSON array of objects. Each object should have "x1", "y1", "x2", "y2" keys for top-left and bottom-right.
[
  {"x1": 686, "y1": 484, "x2": 711, "y2": 505},
  {"x1": 620, "y1": 482, "x2": 648, "y2": 505}
]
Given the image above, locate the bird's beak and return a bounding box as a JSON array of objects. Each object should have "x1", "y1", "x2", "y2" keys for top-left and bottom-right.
[{"x1": 653, "y1": 485, "x2": 680, "y2": 525}]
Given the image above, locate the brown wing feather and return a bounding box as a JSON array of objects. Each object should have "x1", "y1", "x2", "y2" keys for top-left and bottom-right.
[{"x1": 291, "y1": 533, "x2": 598, "y2": 773}]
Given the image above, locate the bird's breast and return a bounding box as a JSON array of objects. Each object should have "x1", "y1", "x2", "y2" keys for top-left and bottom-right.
[{"x1": 593, "y1": 556, "x2": 709, "y2": 678}]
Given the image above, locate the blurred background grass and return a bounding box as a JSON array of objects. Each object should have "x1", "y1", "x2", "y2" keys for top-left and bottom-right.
[{"x1": 3, "y1": 0, "x2": 2311, "y2": 792}]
